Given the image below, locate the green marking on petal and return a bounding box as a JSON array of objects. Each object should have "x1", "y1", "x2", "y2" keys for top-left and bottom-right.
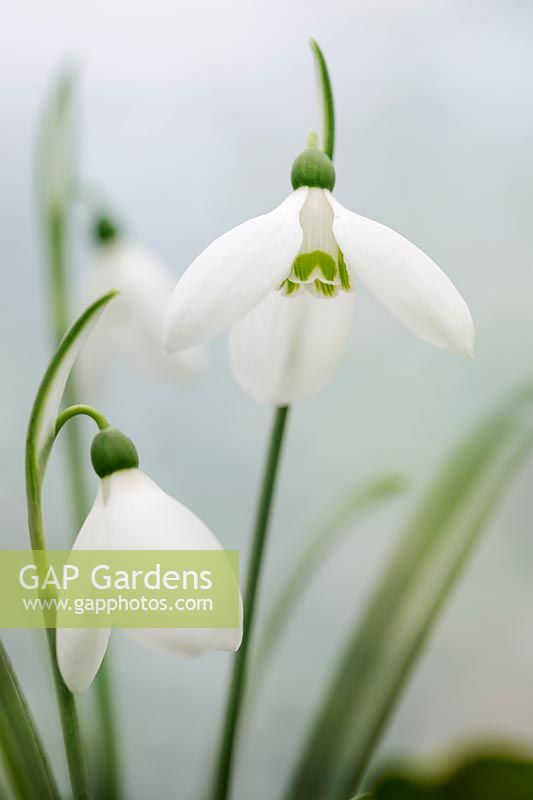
[
  {"x1": 281, "y1": 247, "x2": 351, "y2": 298},
  {"x1": 292, "y1": 250, "x2": 337, "y2": 283},
  {"x1": 313, "y1": 280, "x2": 337, "y2": 297},
  {"x1": 279, "y1": 279, "x2": 301, "y2": 296},
  {"x1": 338, "y1": 249, "x2": 351, "y2": 290}
]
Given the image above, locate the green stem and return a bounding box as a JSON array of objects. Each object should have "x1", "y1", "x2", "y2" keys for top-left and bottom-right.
[
  {"x1": 209, "y1": 406, "x2": 290, "y2": 800},
  {"x1": 25, "y1": 404, "x2": 112, "y2": 798},
  {"x1": 54, "y1": 406, "x2": 123, "y2": 800},
  {"x1": 46, "y1": 629, "x2": 90, "y2": 800},
  {"x1": 93, "y1": 664, "x2": 122, "y2": 800},
  {"x1": 55, "y1": 405, "x2": 110, "y2": 437},
  {"x1": 310, "y1": 39, "x2": 335, "y2": 160},
  {"x1": 25, "y1": 452, "x2": 90, "y2": 800}
]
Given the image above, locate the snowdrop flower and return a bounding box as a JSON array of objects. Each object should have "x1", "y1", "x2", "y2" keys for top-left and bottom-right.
[
  {"x1": 57, "y1": 427, "x2": 242, "y2": 693},
  {"x1": 163, "y1": 145, "x2": 474, "y2": 405},
  {"x1": 79, "y1": 216, "x2": 206, "y2": 395}
]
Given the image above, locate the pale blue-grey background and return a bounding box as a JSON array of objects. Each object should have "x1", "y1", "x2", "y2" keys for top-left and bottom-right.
[{"x1": 2, "y1": 0, "x2": 533, "y2": 797}]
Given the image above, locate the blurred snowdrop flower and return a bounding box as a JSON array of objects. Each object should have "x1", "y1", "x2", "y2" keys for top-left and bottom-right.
[
  {"x1": 79, "y1": 216, "x2": 205, "y2": 394},
  {"x1": 163, "y1": 145, "x2": 474, "y2": 405},
  {"x1": 57, "y1": 427, "x2": 242, "y2": 693}
]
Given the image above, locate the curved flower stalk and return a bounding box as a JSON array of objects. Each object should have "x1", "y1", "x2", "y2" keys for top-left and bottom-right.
[
  {"x1": 79, "y1": 214, "x2": 206, "y2": 395},
  {"x1": 57, "y1": 426, "x2": 243, "y2": 694},
  {"x1": 164, "y1": 69, "x2": 474, "y2": 407}
]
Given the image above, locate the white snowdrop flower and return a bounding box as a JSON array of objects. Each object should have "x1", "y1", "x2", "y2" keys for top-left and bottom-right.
[
  {"x1": 163, "y1": 146, "x2": 474, "y2": 405},
  {"x1": 57, "y1": 427, "x2": 242, "y2": 693},
  {"x1": 79, "y1": 217, "x2": 206, "y2": 394}
]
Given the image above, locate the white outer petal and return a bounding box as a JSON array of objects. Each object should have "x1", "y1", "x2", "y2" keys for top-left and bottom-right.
[
  {"x1": 229, "y1": 290, "x2": 355, "y2": 404},
  {"x1": 78, "y1": 240, "x2": 205, "y2": 398},
  {"x1": 56, "y1": 628, "x2": 112, "y2": 694},
  {"x1": 328, "y1": 194, "x2": 475, "y2": 357},
  {"x1": 101, "y1": 469, "x2": 242, "y2": 654},
  {"x1": 163, "y1": 189, "x2": 308, "y2": 352},
  {"x1": 57, "y1": 488, "x2": 112, "y2": 693}
]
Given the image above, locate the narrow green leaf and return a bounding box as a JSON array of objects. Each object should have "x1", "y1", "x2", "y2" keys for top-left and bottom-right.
[
  {"x1": 250, "y1": 473, "x2": 407, "y2": 695},
  {"x1": 26, "y1": 290, "x2": 118, "y2": 486},
  {"x1": 285, "y1": 381, "x2": 533, "y2": 800},
  {"x1": 0, "y1": 640, "x2": 61, "y2": 799}
]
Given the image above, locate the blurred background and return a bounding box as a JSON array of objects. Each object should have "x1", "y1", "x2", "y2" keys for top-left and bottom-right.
[{"x1": 2, "y1": 0, "x2": 533, "y2": 797}]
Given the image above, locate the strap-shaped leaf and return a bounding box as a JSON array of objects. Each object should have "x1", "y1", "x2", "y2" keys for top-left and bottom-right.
[
  {"x1": 286, "y1": 380, "x2": 533, "y2": 800},
  {"x1": 0, "y1": 640, "x2": 60, "y2": 799},
  {"x1": 27, "y1": 291, "x2": 117, "y2": 482},
  {"x1": 251, "y1": 473, "x2": 407, "y2": 695}
]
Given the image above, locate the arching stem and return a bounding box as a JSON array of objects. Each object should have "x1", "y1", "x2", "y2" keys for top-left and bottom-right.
[
  {"x1": 25, "y1": 401, "x2": 112, "y2": 800},
  {"x1": 55, "y1": 404, "x2": 109, "y2": 437},
  {"x1": 25, "y1": 441, "x2": 90, "y2": 799}
]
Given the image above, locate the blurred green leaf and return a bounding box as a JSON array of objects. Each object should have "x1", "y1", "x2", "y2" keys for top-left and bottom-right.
[
  {"x1": 36, "y1": 66, "x2": 76, "y2": 219},
  {"x1": 0, "y1": 640, "x2": 60, "y2": 799},
  {"x1": 371, "y1": 750, "x2": 533, "y2": 799},
  {"x1": 36, "y1": 67, "x2": 78, "y2": 347},
  {"x1": 285, "y1": 380, "x2": 533, "y2": 800},
  {"x1": 250, "y1": 473, "x2": 407, "y2": 696}
]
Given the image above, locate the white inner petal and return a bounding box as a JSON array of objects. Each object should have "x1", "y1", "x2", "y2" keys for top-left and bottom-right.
[
  {"x1": 280, "y1": 188, "x2": 351, "y2": 298},
  {"x1": 298, "y1": 188, "x2": 339, "y2": 281}
]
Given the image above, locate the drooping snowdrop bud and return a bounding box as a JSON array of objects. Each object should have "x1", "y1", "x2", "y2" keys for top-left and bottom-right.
[
  {"x1": 57, "y1": 427, "x2": 242, "y2": 693},
  {"x1": 163, "y1": 54, "x2": 474, "y2": 405},
  {"x1": 78, "y1": 216, "x2": 206, "y2": 396}
]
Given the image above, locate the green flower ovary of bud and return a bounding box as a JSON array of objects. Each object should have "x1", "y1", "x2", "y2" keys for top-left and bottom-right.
[
  {"x1": 291, "y1": 148, "x2": 336, "y2": 191},
  {"x1": 93, "y1": 215, "x2": 119, "y2": 245},
  {"x1": 90, "y1": 427, "x2": 139, "y2": 478}
]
